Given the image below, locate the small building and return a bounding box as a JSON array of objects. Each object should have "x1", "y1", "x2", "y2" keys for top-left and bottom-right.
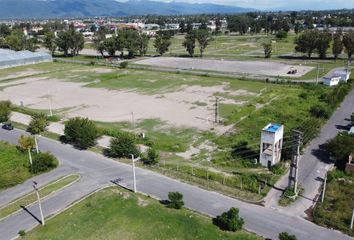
[
  {"x1": 323, "y1": 76, "x2": 340, "y2": 87},
  {"x1": 345, "y1": 153, "x2": 354, "y2": 173},
  {"x1": 333, "y1": 70, "x2": 351, "y2": 82},
  {"x1": 349, "y1": 126, "x2": 354, "y2": 135},
  {"x1": 259, "y1": 123, "x2": 284, "y2": 168}
]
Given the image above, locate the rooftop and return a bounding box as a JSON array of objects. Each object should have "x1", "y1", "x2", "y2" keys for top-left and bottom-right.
[{"x1": 263, "y1": 123, "x2": 282, "y2": 133}]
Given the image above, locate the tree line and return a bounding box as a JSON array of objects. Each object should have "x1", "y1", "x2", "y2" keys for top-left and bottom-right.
[{"x1": 294, "y1": 29, "x2": 354, "y2": 60}]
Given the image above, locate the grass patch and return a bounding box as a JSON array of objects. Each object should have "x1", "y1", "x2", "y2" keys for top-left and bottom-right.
[
  {"x1": 0, "y1": 141, "x2": 32, "y2": 191},
  {"x1": 313, "y1": 170, "x2": 354, "y2": 236},
  {"x1": 22, "y1": 187, "x2": 261, "y2": 240},
  {"x1": 0, "y1": 174, "x2": 80, "y2": 220}
]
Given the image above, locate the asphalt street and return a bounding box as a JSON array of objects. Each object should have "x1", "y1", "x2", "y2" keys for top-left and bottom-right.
[
  {"x1": 265, "y1": 89, "x2": 354, "y2": 217},
  {"x1": 0, "y1": 121, "x2": 353, "y2": 240}
]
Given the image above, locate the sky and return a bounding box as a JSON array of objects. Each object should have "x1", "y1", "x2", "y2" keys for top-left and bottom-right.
[{"x1": 120, "y1": 0, "x2": 354, "y2": 10}]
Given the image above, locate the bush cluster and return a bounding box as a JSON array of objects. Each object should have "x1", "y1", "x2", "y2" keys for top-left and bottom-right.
[
  {"x1": 30, "y1": 152, "x2": 58, "y2": 174},
  {"x1": 0, "y1": 100, "x2": 11, "y2": 123},
  {"x1": 213, "y1": 207, "x2": 244, "y2": 231},
  {"x1": 167, "y1": 191, "x2": 184, "y2": 209},
  {"x1": 64, "y1": 117, "x2": 98, "y2": 149}
]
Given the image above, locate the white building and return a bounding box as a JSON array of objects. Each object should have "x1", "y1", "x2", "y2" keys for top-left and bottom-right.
[
  {"x1": 333, "y1": 70, "x2": 351, "y2": 82},
  {"x1": 259, "y1": 123, "x2": 284, "y2": 168},
  {"x1": 323, "y1": 76, "x2": 341, "y2": 87}
]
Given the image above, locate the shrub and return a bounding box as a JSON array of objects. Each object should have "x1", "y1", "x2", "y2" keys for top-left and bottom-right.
[
  {"x1": 30, "y1": 152, "x2": 58, "y2": 174},
  {"x1": 18, "y1": 230, "x2": 26, "y2": 237},
  {"x1": 310, "y1": 104, "x2": 331, "y2": 119},
  {"x1": 276, "y1": 30, "x2": 288, "y2": 39},
  {"x1": 64, "y1": 117, "x2": 98, "y2": 149},
  {"x1": 27, "y1": 113, "x2": 49, "y2": 134},
  {"x1": 271, "y1": 162, "x2": 285, "y2": 175},
  {"x1": 0, "y1": 100, "x2": 11, "y2": 123},
  {"x1": 119, "y1": 61, "x2": 129, "y2": 68},
  {"x1": 324, "y1": 132, "x2": 354, "y2": 170},
  {"x1": 167, "y1": 191, "x2": 184, "y2": 209},
  {"x1": 279, "y1": 232, "x2": 297, "y2": 240},
  {"x1": 213, "y1": 207, "x2": 244, "y2": 231},
  {"x1": 143, "y1": 147, "x2": 159, "y2": 165},
  {"x1": 106, "y1": 133, "x2": 140, "y2": 158}
]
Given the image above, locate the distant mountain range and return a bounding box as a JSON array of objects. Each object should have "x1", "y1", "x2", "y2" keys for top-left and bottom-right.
[{"x1": 0, "y1": 0, "x2": 255, "y2": 19}]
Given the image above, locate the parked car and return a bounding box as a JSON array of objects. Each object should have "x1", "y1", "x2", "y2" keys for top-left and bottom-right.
[{"x1": 2, "y1": 122, "x2": 14, "y2": 130}]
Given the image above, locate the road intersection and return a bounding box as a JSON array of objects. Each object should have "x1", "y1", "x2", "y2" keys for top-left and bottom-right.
[{"x1": 0, "y1": 89, "x2": 353, "y2": 240}]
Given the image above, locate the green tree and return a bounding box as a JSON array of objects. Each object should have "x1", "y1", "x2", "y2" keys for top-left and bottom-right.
[
  {"x1": 324, "y1": 133, "x2": 354, "y2": 170},
  {"x1": 106, "y1": 133, "x2": 140, "y2": 158},
  {"x1": 276, "y1": 30, "x2": 288, "y2": 39},
  {"x1": 104, "y1": 37, "x2": 118, "y2": 56},
  {"x1": 213, "y1": 207, "x2": 244, "y2": 231},
  {"x1": 0, "y1": 100, "x2": 11, "y2": 123},
  {"x1": 71, "y1": 31, "x2": 84, "y2": 56},
  {"x1": 179, "y1": 21, "x2": 186, "y2": 33},
  {"x1": 183, "y1": 31, "x2": 196, "y2": 57},
  {"x1": 167, "y1": 192, "x2": 184, "y2": 209},
  {"x1": 316, "y1": 31, "x2": 331, "y2": 59},
  {"x1": 18, "y1": 135, "x2": 35, "y2": 165},
  {"x1": 123, "y1": 29, "x2": 140, "y2": 58},
  {"x1": 93, "y1": 32, "x2": 106, "y2": 58},
  {"x1": 0, "y1": 24, "x2": 11, "y2": 38},
  {"x1": 343, "y1": 30, "x2": 354, "y2": 60},
  {"x1": 294, "y1": 29, "x2": 319, "y2": 58},
  {"x1": 27, "y1": 113, "x2": 49, "y2": 135},
  {"x1": 186, "y1": 22, "x2": 193, "y2": 34},
  {"x1": 44, "y1": 32, "x2": 57, "y2": 56},
  {"x1": 56, "y1": 30, "x2": 72, "y2": 56},
  {"x1": 154, "y1": 31, "x2": 171, "y2": 55},
  {"x1": 30, "y1": 152, "x2": 58, "y2": 174},
  {"x1": 262, "y1": 41, "x2": 272, "y2": 58},
  {"x1": 5, "y1": 29, "x2": 26, "y2": 51},
  {"x1": 137, "y1": 33, "x2": 149, "y2": 57},
  {"x1": 143, "y1": 147, "x2": 159, "y2": 165},
  {"x1": 279, "y1": 232, "x2": 297, "y2": 240},
  {"x1": 227, "y1": 15, "x2": 250, "y2": 35},
  {"x1": 332, "y1": 31, "x2": 343, "y2": 61},
  {"x1": 196, "y1": 29, "x2": 212, "y2": 57},
  {"x1": 64, "y1": 117, "x2": 98, "y2": 149}
]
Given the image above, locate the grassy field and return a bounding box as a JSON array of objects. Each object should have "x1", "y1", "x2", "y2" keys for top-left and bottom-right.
[
  {"x1": 313, "y1": 170, "x2": 354, "y2": 237},
  {"x1": 0, "y1": 174, "x2": 80, "y2": 220},
  {"x1": 1, "y1": 61, "x2": 352, "y2": 200},
  {"x1": 0, "y1": 141, "x2": 33, "y2": 191},
  {"x1": 22, "y1": 187, "x2": 261, "y2": 240}
]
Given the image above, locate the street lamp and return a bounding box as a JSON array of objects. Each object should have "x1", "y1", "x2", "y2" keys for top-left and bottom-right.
[
  {"x1": 32, "y1": 181, "x2": 45, "y2": 225},
  {"x1": 131, "y1": 154, "x2": 141, "y2": 193}
]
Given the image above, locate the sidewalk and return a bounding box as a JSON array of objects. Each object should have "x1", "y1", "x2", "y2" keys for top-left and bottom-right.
[{"x1": 10, "y1": 111, "x2": 113, "y2": 148}]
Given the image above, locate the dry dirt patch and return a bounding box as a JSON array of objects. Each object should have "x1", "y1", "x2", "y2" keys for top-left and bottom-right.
[
  {"x1": 0, "y1": 69, "x2": 44, "y2": 81},
  {"x1": 0, "y1": 78, "x2": 256, "y2": 132}
]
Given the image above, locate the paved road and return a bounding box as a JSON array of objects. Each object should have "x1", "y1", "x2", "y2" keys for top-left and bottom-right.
[
  {"x1": 265, "y1": 89, "x2": 354, "y2": 216},
  {"x1": 0, "y1": 128, "x2": 353, "y2": 240}
]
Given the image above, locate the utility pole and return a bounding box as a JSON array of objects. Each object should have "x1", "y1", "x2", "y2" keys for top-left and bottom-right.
[
  {"x1": 131, "y1": 154, "x2": 141, "y2": 193},
  {"x1": 288, "y1": 130, "x2": 302, "y2": 194},
  {"x1": 215, "y1": 97, "x2": 219, "y2": 124},
  {"x1": 32, "y1": 181, "x2": 45, "y2": 225},
  {"x1": 321, "y1": 173, "x2": 327, "y2": 203},
  {"x1": 131, "y1": 112, "x2": 135, "y2": 132},
  {"x1": 34, "y1": 135, "x2": 39, "y2": 154},
  {"x1": 350, "y1": 207, "x2": 354, "y2": 230}
]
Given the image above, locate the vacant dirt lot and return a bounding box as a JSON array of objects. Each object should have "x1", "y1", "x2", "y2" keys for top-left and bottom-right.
[
  {"x1": 135, "y1": 57, "x2": 313, "y2": 77},
  {"x1": 0, "y1": 77, "x2": 244, "y2": 132}
]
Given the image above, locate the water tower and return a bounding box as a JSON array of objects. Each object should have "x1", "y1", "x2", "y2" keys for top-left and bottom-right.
[{"x1": 259, "y1": 123, "x2": 284, "y2": 168}]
